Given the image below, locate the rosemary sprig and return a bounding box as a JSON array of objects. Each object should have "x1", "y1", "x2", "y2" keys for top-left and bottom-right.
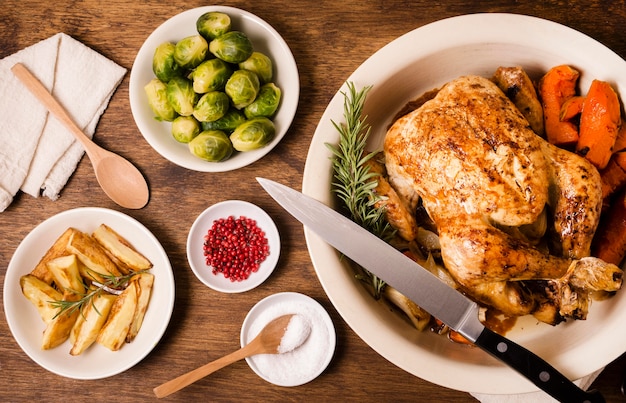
[
  {"x1": 325, "y1": 81, "x2": 396, "y2": 298},
  {"x1": 49, "y1": 270, "x2": 145, "y2": 319}
]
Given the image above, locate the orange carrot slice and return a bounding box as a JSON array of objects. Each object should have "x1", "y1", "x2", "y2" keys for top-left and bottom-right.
[
  {"x1": 593, "y1": 189, "x2": 626, "y2": 265},
  {"x1": 559, "y1": 95, "x2": 584, "y2": 121},
  {"x1": 612, "y1": 120, "x2": 626, "y2": 154},
  {"x1": 539, "y1": 65, "x2": 580, "y2": 147},
  {"x1": 576, "y1": 80, "x2": 621, "y2": 169},
  {"x1": 600, "y1": 151, "x2": 626, "y2": 199}
]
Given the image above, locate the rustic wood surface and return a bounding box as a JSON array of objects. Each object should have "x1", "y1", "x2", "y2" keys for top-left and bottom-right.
[{"x1": 1, "y1": 1, "x2": 625, "y2": 402}]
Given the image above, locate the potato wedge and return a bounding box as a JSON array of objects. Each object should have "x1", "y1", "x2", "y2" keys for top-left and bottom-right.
[
  {"x1": 47, "y1": 254, "x2": 85, "y2": 294},
  {"x1": 20, "y1": 274, "x2": 63, "y2": 324},
  {"x1": 30, "y1": 227, "x2": 73, "y2": 285},
  {"x1": 41, "y1": 291, "x2": 80, "y2": 350},
  {"x1": 97, "y1": 281, "x2": 138, "y2": 351},
  {"x1": 126, "y1": 272, "x2": 154, "y2": 343},
  {"x1": 66, "y1": 228, "x2": 122, "y2": 282},
  {"x1": 93, "y1": 224, "x2": 153, "y2": 272},
  {"x1": 70, "y1": 292, "x2": 117, "y2": 355}
]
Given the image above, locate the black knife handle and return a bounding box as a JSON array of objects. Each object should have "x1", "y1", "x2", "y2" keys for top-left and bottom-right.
[{"x1": 475, "y1": 327, "x2": 605, "y2": 403}]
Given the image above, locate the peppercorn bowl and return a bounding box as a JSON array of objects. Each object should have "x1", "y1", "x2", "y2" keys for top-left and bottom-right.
[{"x1": 187, "y1": 200, "x2": 280, "y2": 293}]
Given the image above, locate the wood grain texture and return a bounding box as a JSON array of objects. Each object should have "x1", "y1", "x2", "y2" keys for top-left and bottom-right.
[{"x1": 1, "y1": 1, "x2": 625, "y2": 402}]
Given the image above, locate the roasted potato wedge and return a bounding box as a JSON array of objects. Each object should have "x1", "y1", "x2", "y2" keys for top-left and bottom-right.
[
  {"x1": 97, "y1": 281, "x2": 138, "y2": 351},
  {"x1": 66, "y1": 228, "x2": 121, "y2": 282},
  {"x1": 46, "y1": 254, "x2": 85, "y2": 294},
  {"x1": 126, "y1": 272, "x2": 154, "y2": 343},
  {"x1": 20, "y1": 274, "x2": 63, "y2": 324},
  {"x1": 70, "y1": 292, "x2": 117, "y2": 356},
  {"x1": 93, "y1": 224, "x2": 153, "y2": 272},
  {"x1": 30, "y1": 227, "x2": 74, "y2": 285},
  {"x1": 41, "y1": 291, "x2": 80, "y2": 350}
]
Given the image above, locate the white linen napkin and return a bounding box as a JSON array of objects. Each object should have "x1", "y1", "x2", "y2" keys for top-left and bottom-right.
[
  {"x1": 470, "y1": 368, "x2": 603, "y2": 402},
  {"x1": 0, "y1": 33, "x2": 126, "y2": 211}
]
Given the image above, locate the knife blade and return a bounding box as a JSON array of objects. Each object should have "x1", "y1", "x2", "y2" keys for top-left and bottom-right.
[{"x1": 257, "y1": 177, "x2": 605, "y2": 403}]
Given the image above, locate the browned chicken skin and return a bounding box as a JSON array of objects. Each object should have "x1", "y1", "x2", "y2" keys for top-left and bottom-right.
[{"x1": 384, "y1": 75, "x2": 622, "y2": 323}]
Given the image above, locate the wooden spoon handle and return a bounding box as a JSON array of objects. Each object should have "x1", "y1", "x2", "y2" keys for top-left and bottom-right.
[
  {"x1": 11, "y1": 63, "x2": 93, "y2": 151},
  {"x1": 153, "y1": 342, "x2": 258, "y2": 398}
]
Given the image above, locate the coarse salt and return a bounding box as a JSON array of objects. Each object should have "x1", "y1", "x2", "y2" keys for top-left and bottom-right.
[
  {"x1": 278, "y1": 314, "x2": 311, "y2": 354},
  {"x1": 246, "y1": 300, "x2": 333, "y2": 386}
]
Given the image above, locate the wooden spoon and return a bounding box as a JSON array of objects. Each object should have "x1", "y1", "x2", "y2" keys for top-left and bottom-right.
[
  {"x1": 153, "y1": 314, "x2": 295, "y2": 398},
  {"x1": 11, "y1": 63, "x2": 149, "y2": 209}
]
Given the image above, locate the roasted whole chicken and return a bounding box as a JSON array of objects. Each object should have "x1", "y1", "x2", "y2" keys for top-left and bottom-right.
[{"x1": 383, "y1": 74, "x2": 623, "y2": 325}]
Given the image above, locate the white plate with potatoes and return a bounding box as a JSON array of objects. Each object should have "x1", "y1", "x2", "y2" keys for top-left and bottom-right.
[{"x1": 3, "y1": 207, "x2": 175, "y2": 380}]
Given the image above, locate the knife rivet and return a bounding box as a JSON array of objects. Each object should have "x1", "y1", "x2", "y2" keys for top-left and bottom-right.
[
  {"x1": 539, "y1": 371, "x2": 550, "y2": 382},
  {"x1": 496, "y1": 342, "x2": 507, "y2": 353}
]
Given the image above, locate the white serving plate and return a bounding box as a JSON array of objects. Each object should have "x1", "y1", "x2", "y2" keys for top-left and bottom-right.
[
  {"x1": 302, "y1": 13, "x2": 626, "y2": 395},
  {"x1": 3, "y1": 207, "x2": 175, "y2": 379},
  {"x1": 129, "y1": 6, "x2": 299, "y2": 172}
]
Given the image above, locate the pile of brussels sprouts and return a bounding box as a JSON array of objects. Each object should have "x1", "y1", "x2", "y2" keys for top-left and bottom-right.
[{"x1": 144, "y1": 11, "x2": 282, "y2": 162}]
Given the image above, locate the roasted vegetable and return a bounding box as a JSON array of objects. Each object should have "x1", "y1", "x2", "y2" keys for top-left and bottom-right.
[
  {"x1": 70, "y1": 291, "x2": 117, "y2": 356},
  {"x1": 97, "y1": 281, "x2": 138, "y2": 351},
  {"x1": 20, "y1": 274, "x2": 63, "y2": 324},
  {"x1": 92, "y1": 224, "x2": 153, "y2": 271},
  {"x1": 576, "y1": 79, "x2": 621, "y2": 169},
  {"x1": 539, "y1": 65, "x2": 580, "y2": 146}
]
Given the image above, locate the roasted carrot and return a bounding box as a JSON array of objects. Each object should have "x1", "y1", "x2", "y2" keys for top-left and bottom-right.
[
  {"x1": 539, "y1": 65, "x2": 580, "y2": 147},
  {"x1": 593, "y1": 189, "x2": 626, "y2": 265},
  {"x1": 612, "y1": 120, "x2": 626, "y2": 153},
  {"x1": 576, "y1": 79, "x2": 622, "y2": 169},
  {"x1": 559, "y1": 95, "x2": 584, "y2": 121},
  {"x1": 600, "y1": 151, "x2": 626, "y2": 199}
]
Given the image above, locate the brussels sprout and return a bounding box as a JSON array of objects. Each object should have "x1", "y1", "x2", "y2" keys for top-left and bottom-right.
[
  {"x1": 144, "y1": 78, "x2": 177, "y2": 122},
  {"x1": 174, "y1": 35, "x2": 208, "y2": 69},
  {"x1": 209, "y1": 31, "x2": 253, "y2": 64},
  {"x1": 225, "y1": 70, "x2": 260, "y2": 109},
  {"x1": 166, "y1": 76, "x2": 197, "y2": 116},
  {"x1": 244, "y1": 83, "x2": 281, "y2": 119},
  {"x1": 188, "y1": 130, "x2": 234, "y2": 162},
  {"x1": 230, "y1": 117, "x2": 275, "y2": 151},
  {"x1": 201, "y1": 109, "x2": 247, "y2": 133},
  {"x1": 152, "y1": 42, "x2": 182, "y2": 82},
  {"x1": 238, "y1": 52, "x2": 273, "y2": 84},
  {"x1": 171, "y1": 115, "x2": 200, "y2": 143},
  {"x1": 196, "y1": 12, "x2": 231, "y2": 40},
  {"x1": 190, "y1": 58, "x2": 232, "y2": 93},
  {"x1": 193, "y1": 91, "x2": 230, "y2": 122}
]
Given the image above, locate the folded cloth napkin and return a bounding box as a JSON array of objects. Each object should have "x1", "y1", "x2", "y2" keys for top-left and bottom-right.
[
  {"x1": 470, "y1": 367, "x2": 603, "y2": 402},
  {"x1": 0, "y1": 33, "x2": 126, "y2": 212}
]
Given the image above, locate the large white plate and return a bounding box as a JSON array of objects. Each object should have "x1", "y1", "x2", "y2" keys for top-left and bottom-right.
[
  {"x1": 3, "y1": 207, "x2": 175, "y2": 380},
  {"x1": 302, "y1": 13, "x2": 626, "y2": 395},
  {"x1": 129, "y1": 6, "x2": 299, "y2": 172}
]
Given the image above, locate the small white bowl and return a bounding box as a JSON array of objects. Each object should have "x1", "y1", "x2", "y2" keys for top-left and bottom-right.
[
  {"x1": 187, "y1": 200, "x2": 280, "y2": 293},
  {"x1": 240, "y1": 292, "x2": 336, "y2": 386},
  {"x1": 129, "y1": 6, "x2": 299, "y2": 172}
]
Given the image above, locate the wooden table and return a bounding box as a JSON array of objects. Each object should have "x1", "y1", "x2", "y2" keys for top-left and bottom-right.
[{"x1": 1, "y1": 1, "x2": 625, "y2": 401}]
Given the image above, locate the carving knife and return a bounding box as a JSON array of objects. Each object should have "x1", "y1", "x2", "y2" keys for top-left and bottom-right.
[{"x1": 257, "y1": 177, "x2": 604, "y2": 403}]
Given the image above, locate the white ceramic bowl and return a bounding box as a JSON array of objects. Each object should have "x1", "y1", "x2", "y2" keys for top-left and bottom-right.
[
  {"x1": 3, "y1": 208, "x2": 175, "y2": 379},
  {"x1": 302, "y1": 13, "x2": 626, "y2": 395},
  {"x1": 129, "y1": 6, "x2": 299, "y2": 172},
  {"x1": 240, "y1": 292, "x2": 336, "y2": 386},
  {"x1": 187, "y1": 200, "x2": 280, "y2": 293}
]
